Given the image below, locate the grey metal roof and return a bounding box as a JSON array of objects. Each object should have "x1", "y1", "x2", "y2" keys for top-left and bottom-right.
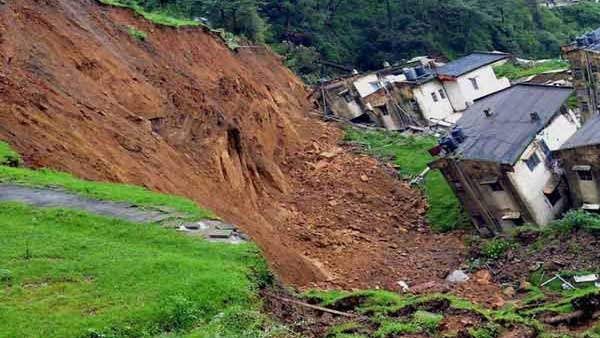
[
  {"x1": 435, "y1": 52, "x2": 510, "y2": 77},
  {"x1": 453, "y1": 84, "x2": 573, "y2": 164},
  {"x1": 560, "y1": 114, "x2": 600, "y2": 150}
]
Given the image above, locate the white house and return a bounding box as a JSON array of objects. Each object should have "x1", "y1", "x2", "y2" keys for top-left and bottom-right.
[
  {"x1": 434, "y1": 52, "x2": 511, "y2": 112},
  {"x1": 430, "y1": 84, "x2": 578, "y2": 233}
]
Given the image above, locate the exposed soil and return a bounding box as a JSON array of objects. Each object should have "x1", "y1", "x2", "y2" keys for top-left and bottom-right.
[{"x1": 0, "y1": 0, "x2": 466, "y2": 290}]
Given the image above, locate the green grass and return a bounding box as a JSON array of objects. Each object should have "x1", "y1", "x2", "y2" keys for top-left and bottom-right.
[
  {"x1": 128, "y1": 25, "x2": 147, "y2": 41},
  {"x1": 0, "y1": 166, "x2": 214, "y2": 220},
  {"x1": 0, "y1": 141, "x2": 21, "y2": 167},
  {"x1": 494, "y1": 60, "x2": 569, "y2": 81},
  {"x1": 0, "y1": 203, "x2": 275, "y2": 338},
  {"x1": 98, "y1": 0, "x2": 200, "y2": 27},
  {"x1": 343, "y1": 128, "x2": 466, "y2": 232}
]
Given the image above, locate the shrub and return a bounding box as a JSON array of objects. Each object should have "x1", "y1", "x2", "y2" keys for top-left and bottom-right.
[
  {"x1": 482, "y1": 239, "x2": 512, "y2": 260},
  {"x1": 127, "y1": 25, "x2": 147, "y2": 41},
  {"x1": 413, "y1": 311, "x2": 443, "y2": 333},
  {"x1": 0, "y1": 141, "x2": 21, "y2": 167},
  {"x1": 551, "y1": 210, "x2": 600, "y2": 235}
]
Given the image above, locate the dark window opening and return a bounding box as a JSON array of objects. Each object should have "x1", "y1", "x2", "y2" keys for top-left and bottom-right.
[
  {"x1": 341, "y1": 91, "x2": 354, "y2": 103},
  {"x1": 525, "y1": 153, "x2": 541, "y2": 171},
  {"x1": 439, "y1": 89, "x2": 446, "y2": 99},
  {"x1": 380, "y1": 105, "x2": 390, "y2": 116},
  {"x1": 431, "y1": 92, "x2": 439, "y2": 102},
  {"x1": 582, "y1": 102, "x2": 590, "y2": 112},
  {"x1": 474, "y1": 215, "x2": 486, "y2": 227},
  {"x1": 578, "y1": 170, "x2": 594, "y2": 181},
  {"x1": 513, "y1": 217, "x2": 525, "y2": 227},
  {"x1": 470, "y1": 78, "x2": 479, "y2": 90},
  {"x1": 574, "y1": 69, "x2": 584, "y2": 80},
  {"x1": 489, "y1": 182, "x2": 504, "y2": 192},
  {"x1": 350, "y1": 113, "x2": 375, "y2": 125},
  {"x1": 545, "y1": 188, "x2": 562, "y2": 206}
]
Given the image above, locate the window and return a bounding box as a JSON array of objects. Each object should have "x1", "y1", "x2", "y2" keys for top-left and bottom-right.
[
  {"x1": 525, "y1": 153, "x2": 541, "y2": 171},
  {"x1": 539, "y1": 139, "x2": 553, "y2": 161},
  {"x1": 342, "y1": 92, "x2": 354, "y2": 103},
  {"x1": 582, "y1": 102, "x2": 590, "y2": 112},
  {"x1": 431, "y1": 92, "x2": 439, "y2": 102},
  {"x1": 469, "y1": 78, "x2": 479, "y2": 90},
  {"x1": 438, "y1": 89, "x2": 446, "y2": 99},
  {"x1": 574, "y1": 68, "x2": 584, "y2": 80},
  {"x1": 578, "y1": 170, "x2": 594, "y2": 181},
  {"x1": 380, "y1": 105, "x2": 390, "y2": 116},
  {"x1": 545, "y1": 188, "x2": 562, "y2": 206},
  {"x1": 489, "y1": 182, "x2": 504, "y2": 192}
]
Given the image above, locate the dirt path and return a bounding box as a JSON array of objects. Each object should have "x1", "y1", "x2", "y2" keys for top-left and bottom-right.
[{"x1": 0, "y1": 184, "x2": 246, "y2": 243}]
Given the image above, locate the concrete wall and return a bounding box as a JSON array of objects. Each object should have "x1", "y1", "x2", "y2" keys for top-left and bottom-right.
[
  {"x1": 506, "y1": 113, "x2": 577, "y2": 226},
  {"x1": 412, "y1": 79, "x2": 455, "y2": 121},
  {"x1": 443, "y1": 66, "x2": 511, "y2": 111},
  {"x1": 556, "y1": 144, "x2": 600, "y2": 208}
]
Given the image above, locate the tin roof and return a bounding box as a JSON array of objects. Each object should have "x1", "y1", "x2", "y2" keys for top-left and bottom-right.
[
  {"x1": 560, "y1": 114, "x2": 600, "y2": 150},
  {"x1": 452, "y1": 84, "x2": 573, "y2": 164},
  {"x1": 435, "y1": 52, "x2": 510, "y2": 77}
]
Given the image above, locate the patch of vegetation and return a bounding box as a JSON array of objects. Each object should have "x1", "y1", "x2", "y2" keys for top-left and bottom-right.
[
  {"x1": 550, "y1": 210, "x2": 600, "y2": 235},
  {"x1": 482, "y1": 238, "x2": 513, "y2": 260},
  {"x1": 494, "y1": 60, "x2": 569, "y2": 80},
  {"x1": 374, "y1": 320, "x2": 421, "y2": 337},
  {"x1": 0, "y1": 202, "x2": 274, "y2": 338},
  {"x1": 0, "y1": 141, "x2": 21, "y2": 167},
  {"x1": 127, "y1": 25, "x2": 147, "y2": 41},
  {"x1": 343, "y1": 128, "x2": 468, "y2": 232},
  {"x1": 99, "y1": 0, "x2": 200, "y2": 27},
  {"x1": 413, "y1": 310, "x2": 443, "y2": 334},
  {"x1": 0, "y1": 166, "x2": 214, "y2": 220}
]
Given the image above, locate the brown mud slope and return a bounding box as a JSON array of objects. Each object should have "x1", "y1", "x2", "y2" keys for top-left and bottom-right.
[{"x1": 0, "y1": 0, "x2": 465, "y2": 288}]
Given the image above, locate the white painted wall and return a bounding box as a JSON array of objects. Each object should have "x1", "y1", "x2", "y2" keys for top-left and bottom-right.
[
  {"x1": 506, "y1": 113, "x2": 578, "y2": 226},
  {"x1": 354, "y1": 74, "x2": 381, "y2": 98},
  {"x1": 412, "y1": 80, "x2": 455, "y2": 121},
  {"x1": 443, "y1": 66, "x2": 510, "y2": 111}
]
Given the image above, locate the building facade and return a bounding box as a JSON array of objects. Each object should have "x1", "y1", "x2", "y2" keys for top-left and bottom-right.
[
  {"x1": 554, "y1": 114, "x2": 600, "y2": 211},
  {"x1": 430, "y1": 84, "x2": 578, "y2": 234}
]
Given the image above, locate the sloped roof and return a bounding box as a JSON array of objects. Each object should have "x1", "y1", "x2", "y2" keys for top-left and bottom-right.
[
  {"x1": 560, "y1": 114, "x2": 600, "y2": 150},
  {"x1": 453, "y1": 84, "x2": 573, "y2": 164},
  {"x1": 435, "y1": 52, "x2": 510, "y2": 77}
]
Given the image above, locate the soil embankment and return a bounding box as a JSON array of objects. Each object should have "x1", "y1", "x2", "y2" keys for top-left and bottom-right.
[{"x1": 0, "y1": 0, "x2": 465, "y2": 289}]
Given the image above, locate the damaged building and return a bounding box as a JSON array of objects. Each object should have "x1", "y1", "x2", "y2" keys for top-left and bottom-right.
[
  {"x1": 562, "y1": 28, "x2": 600, "y2": 121},
  {"x1": 313, "y1": 52, "x2": 511, "y2": 130},
  {"x1": 554, "y1": 114, "x2": 600, "y2": 212},
  {"x1": 430, "y1": 84, "x2": 578, "y2": 233}
]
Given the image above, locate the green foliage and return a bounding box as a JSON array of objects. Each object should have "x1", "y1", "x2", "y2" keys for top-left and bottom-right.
[
  {"x1": 550, "y1": 210, "x2": 600, "y2": 235},
  {"x1": 0, "y1": 165, "x2": 214, "y2": 220},
  {"x1": 127, "y1": 25, "x2": 147, "y2": 41},
  {"x1": 343, "y1": 128, "x2": 468, "y2": 232},
  {"x1": 412, "y1": 310, "x2": 443, "y2": 333},
  {"x1": 0, "y1": 141, "x2": 21, "y2": 167},
  {"x1": 482, "y1": 238, "x2": 512, "y2": 260},
  {"x1": 0, "y1": 203, "x2": 269, "y2": 338},
  {"x1": 494, "y1": 60, "x2": 569, "y2": 80},
  {"x1": 469, "y1": 324, "x2": 499, "y2": 338},
  {"x1": 99, "y1": 0, "x2": 200, "y2": 27},
  {"x1": 373, "y1": 320, "x2": 421, "y2": 337}
]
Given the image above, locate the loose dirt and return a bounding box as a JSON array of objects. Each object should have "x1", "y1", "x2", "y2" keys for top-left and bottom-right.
[{"x1": 0, "y1": 0, "x2": 466, "y2": 290}]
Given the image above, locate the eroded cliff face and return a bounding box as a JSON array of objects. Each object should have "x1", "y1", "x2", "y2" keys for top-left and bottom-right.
[{"x1": 0, "y1": 0, "x2": 464, "y2": 289}]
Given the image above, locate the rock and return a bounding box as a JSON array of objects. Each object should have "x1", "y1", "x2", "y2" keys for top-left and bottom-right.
[
  {"x1": 397, "y1": 280, "x2": 410, "y2": 292},
  {"x1": 328, "y1": 200, "x2": 338, "y2": 207},
  {"x1": 446, "y1": 270, "x2": 470, "y2": 284},
  {"x1": 360, "y1": 174, "x2": 369, "y2": 182},
  {"x1": 503, "y1": 286, "x2": 516, "y2": 298},
  {"x1": 519, "y1": 280, "x2": 532, "y2": 291},
  {"x1": 320, "y1": 151, "x2": 337, "y2": 159}
]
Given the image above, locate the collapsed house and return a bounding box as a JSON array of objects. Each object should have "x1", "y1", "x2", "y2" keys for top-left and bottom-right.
[
  {"x1": 554, "y1": 114, "x2": 600, "y2": 211},
  {"x1": 430, "y1": 84, "x2": 578, "y2": 233},
  {"x1": 313, "y1": 52, "x2": 511, "y2": 130},
  {"x1": 561, "y1": 28, "x2": 600, "y2": 121}
]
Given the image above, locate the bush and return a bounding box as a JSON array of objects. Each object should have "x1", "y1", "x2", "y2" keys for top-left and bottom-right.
[
  {"x1": 413, "y1": 311, "x2": 443, "y2": 333},
  {"x1": 0, "y1": 141, "x2": 21, "y2": 167},
  {"x1": 127, "y1": 26, "x2": 147, "y2": 41},
  {"x1": 482, "y1": 239, "x2": 512, "y2": 260},
  {"x1": 550, "y1": 210, "x2": 600, "y2": 235}
]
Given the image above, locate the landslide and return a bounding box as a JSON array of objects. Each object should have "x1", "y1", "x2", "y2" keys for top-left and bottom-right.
[{"x1": 0, "y1": 0, "x2": 465, "y2": 288}]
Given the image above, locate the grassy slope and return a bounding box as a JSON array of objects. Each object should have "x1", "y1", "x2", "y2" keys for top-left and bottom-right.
[
  {"x1": 0, "y1": 203, "x2": 274, "y2": 338},
  {"x1": 0, "y1": 142, "x2": 282, "y2": 337},
  {"x1": 494, "y1": 60, "x2": 569, "y2": 81},
  {"x1": 343, "y1": 129, "x2": 466, "y2": 232}
]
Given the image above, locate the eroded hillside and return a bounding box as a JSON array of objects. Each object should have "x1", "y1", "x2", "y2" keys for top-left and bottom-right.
[{"x1": 0, "y1": 0, "x2": 465, "y2": 289}]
